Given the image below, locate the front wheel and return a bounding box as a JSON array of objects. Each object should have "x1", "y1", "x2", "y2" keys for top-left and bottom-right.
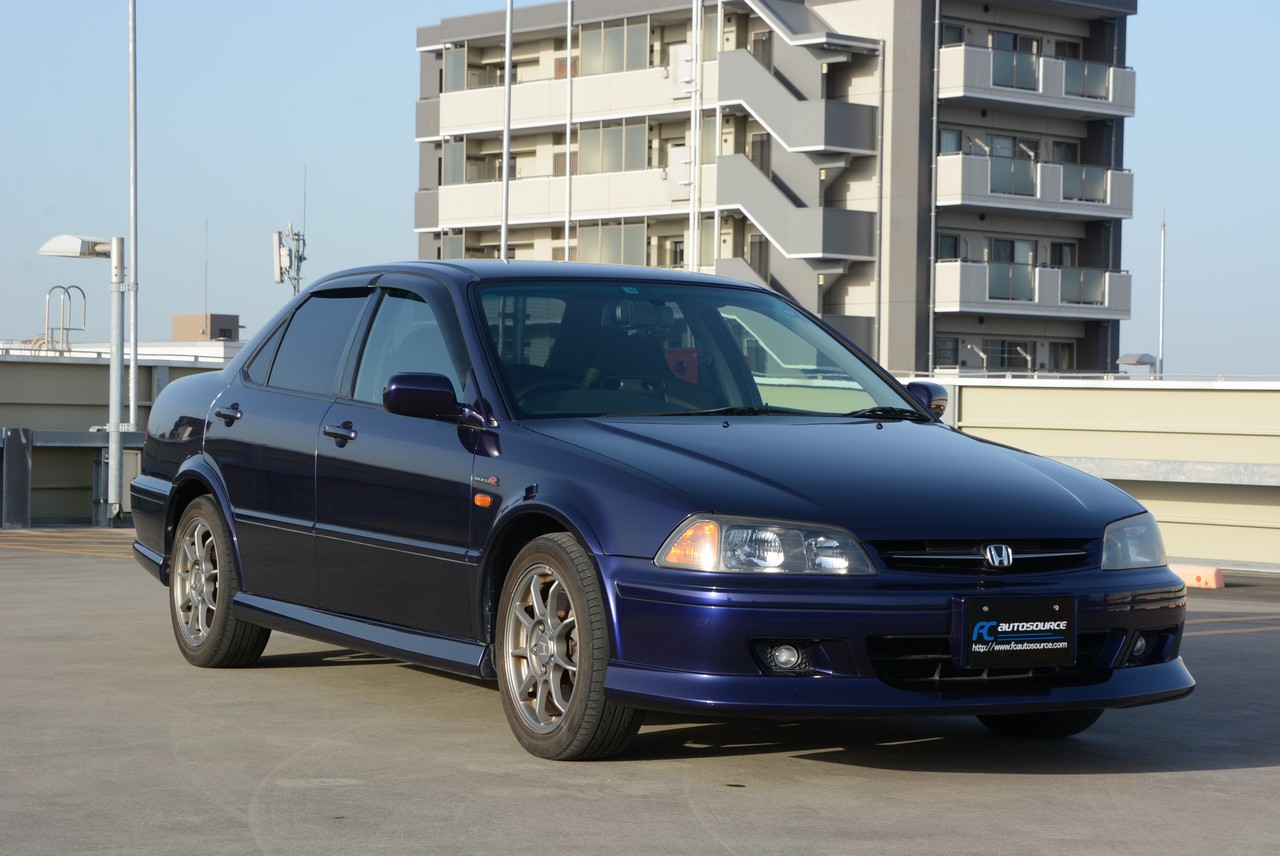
[
  {"x1": 169, "y1": 496, "x2": 270, "y2": 668},
  {"x1": 977, "y1": 709, "x2": 1103, "y2": 738},
  {"x1": 496, "y1": 533, "x2": 643, "y2": 760}
]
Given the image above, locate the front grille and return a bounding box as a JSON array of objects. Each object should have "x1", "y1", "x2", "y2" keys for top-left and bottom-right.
[
  {"x1": 868, "y1": 539, "x2": 1094, "y2": 574},
  {"x1": 867, "y1": 631, "x2": 1116, "y2": 690}
]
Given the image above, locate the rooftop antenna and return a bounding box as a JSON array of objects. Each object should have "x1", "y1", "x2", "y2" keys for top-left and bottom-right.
[{"x1": 273, "y1": 167, "x2": 308, "y2": 295}]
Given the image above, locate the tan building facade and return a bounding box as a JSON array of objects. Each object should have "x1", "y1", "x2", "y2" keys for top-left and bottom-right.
[{"x1": 415, "y1": 0, "x2": 1135, "y2": 374}]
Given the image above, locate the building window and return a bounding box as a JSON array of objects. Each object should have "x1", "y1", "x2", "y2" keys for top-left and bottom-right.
[
  {"x1": 939, "y1": 127, "x2": 962, "y2": 154},
  {"x1": 937, "y1": 233, "x2": 960, "y2": 261},
  {"x1": 941, "y1": 23, "x2": 964, "y2": 46},
  {"x1": 987, "y1": 134, "x2": 1038, "y2": 196},
  {"x1": 1049, "y1": 242, "x2": 1076, "y2": 267},
  {"x1": 580, "y1": 18, "x2": 648, "y2": 76},
  {"x1": 982, "y1": 338, "x2": 1036, "y2": 372},
  {"x1": 990, "y1": 31, "x2": 1040, "y2": 90},
  {"x1": 1051, "y1": 141, "x2": 1079, "y2": 164},
  {"x1": 1047, "y1": 342, "x2": 1076, "y2": 372},
  {"x1": 578, "y1": 221, "x2": 646, "y2": 266},
  {"x1": 577, "y1": 120, "x2": 647, "y2": 175},
  {"x1": 1054, "y1": 41, "x2": 1082, "y2": 60},
  {"x1": 986, "y1": 238, "x2": 1035, "y2": 301},
  {"x1": 935, "y1": 337, "x2": 959, "y2": 367}
]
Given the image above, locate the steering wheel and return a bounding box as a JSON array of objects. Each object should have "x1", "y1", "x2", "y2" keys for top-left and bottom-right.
[{"x1": 516, "y1": 378, "x2": 583, "y2": 404}]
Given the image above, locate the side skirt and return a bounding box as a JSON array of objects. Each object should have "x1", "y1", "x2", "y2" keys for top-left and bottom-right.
[{"x1": 234, "y1": 593, "x2": 495, "y2": 680}]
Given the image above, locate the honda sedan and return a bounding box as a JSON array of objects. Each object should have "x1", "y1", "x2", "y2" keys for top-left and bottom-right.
[{"x1": 131, "y1": 261, "x2": 1193, "y2": 759}]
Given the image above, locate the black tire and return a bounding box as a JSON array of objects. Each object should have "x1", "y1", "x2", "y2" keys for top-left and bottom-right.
[
  {"x1": 496, "y1": 533, "x2": 643, "y2": 760},
  {"x1": 169, "y1": 496, "x2": 270, "y2": 668},
  {"x1": 977, "y1": 709, "x2": 1104, "y2": 738}
]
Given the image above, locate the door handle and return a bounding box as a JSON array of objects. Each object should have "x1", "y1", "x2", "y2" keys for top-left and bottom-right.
[
  {"x1": 214, "y1": 404, "x2": 242, "y2": 426},
  {"x1": 323, "y1": 421, "x2": 358, "y2": 447}
]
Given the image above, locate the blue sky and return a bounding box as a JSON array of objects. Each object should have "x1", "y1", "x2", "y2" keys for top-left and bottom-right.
[{"x1": 2, "y1": 0, "x2": 1275, "y2": 377}]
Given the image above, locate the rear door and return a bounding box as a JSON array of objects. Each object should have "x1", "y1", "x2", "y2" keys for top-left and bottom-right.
[
  {"x1": 205, "y1": 279, "x2": 373, "y2": 606},
  {"x1": 314, "y1": 275, "x2": 478, "y2": 637}
]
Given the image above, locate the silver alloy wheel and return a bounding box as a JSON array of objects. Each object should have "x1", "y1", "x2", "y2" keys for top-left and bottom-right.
[
  {"x1": 172, "y1": 515, "x2": 219, "y2": 648},
  {"x1": 502, "y1": 561, "x2": 579, "y2": 734}
]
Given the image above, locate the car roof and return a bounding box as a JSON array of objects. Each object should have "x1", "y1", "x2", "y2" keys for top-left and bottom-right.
[{"x1": 309, "y1": 260, "x2": 769, "y2": 294}]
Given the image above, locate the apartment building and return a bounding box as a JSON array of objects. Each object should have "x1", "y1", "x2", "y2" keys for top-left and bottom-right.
[{"x1": 415, "y1": 0, "x2": 1136, "y2": 373}]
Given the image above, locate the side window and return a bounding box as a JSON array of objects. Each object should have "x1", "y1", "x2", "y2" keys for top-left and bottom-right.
[
  {"x1": 266, "y1": 291, "x2": 369, "y2": 395},
  {"x1": 243, "y1": 321, "x2": 287, "y2": 386},
  {"x1": 352, "y1": 288, "x2": 465, "y2": 404}
]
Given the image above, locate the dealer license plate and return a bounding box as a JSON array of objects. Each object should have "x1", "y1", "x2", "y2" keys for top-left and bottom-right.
[{"x1": 958, "y1": 596, "x2": 1076, "y2": 669}]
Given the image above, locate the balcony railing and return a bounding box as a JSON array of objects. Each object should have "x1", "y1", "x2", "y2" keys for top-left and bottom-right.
[
  {"x1": 935, "y1": 261, "x2": 1130, "y2": 318},
  {"x1": 936, "y1": 153, "x2": 1133, "y2": 219},
  {"x1": 938, "y1": 45, "x2": 1134, "y2": 118},
  {"x1": 992, "y1": 49, "x2": 1038, "y2": 91},
  {"x1": 987, "y1": 262, "x2": 1035, "y2": 301},
  {"x1": 1064, "y1": 58, "x2": 1111, "y2": 99},
  {"x1": 989, "y1": 156, "x2": 1036, "y2": 196},
  {"x1": 1059, "y1": 266, "x2": 1106, "y2": 305}
]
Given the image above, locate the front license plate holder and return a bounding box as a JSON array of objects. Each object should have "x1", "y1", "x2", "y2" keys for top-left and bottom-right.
[{"x1": 957, "y1": 596, "x2": 1077, "y2": 669}]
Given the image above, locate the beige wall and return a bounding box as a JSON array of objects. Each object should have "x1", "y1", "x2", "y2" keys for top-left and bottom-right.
[{"x1": 936, "y1": 378, "x2": 1280, "y2": 568}]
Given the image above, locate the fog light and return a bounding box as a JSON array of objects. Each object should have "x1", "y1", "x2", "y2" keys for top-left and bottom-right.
[
  {"x1": 1131, "y1": 633, "x2": 1150, "y2": 659},
  {"x1": 771, "y1": 644, "x2": 802, "y2": 670}
]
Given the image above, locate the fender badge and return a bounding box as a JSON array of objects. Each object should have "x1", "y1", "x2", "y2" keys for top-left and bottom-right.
[{"x1": 472, "y1": 475, "x2": 500, "y2": 486}]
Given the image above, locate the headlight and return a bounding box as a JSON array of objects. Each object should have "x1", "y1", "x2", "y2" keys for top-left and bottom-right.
[
  {"x1": 1101, "y1": 512, "x2": 1167, "y2": 570},
  {"x1": 656, "y1": 515, "x2": 876, "y2": 575}
]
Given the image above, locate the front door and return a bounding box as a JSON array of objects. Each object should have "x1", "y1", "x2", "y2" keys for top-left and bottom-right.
[{"x1": 314, "y1": 278, "x2": 478, "y2": 638}]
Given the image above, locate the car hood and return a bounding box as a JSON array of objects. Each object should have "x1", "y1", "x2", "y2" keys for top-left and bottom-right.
[{"x1": 525, "y1": 417, "x2": 1141, "y2": 542}]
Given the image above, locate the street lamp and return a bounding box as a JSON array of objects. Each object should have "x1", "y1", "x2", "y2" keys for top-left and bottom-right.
[{"x1": 37, "y1": 234, "x2": 126, "y2": 526}]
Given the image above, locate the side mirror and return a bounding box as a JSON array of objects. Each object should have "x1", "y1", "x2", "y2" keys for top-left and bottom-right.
[
  {"x1": 384, "y1": 373, "x2": 483, "y2": 426},
  {"x1": 906, "y1": 381, "x2": 949, "y2": 420}
]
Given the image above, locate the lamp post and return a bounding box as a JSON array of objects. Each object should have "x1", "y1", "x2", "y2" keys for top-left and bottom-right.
[{"x1": 37, "y1": 234, "x2": 126, "y2": 526}]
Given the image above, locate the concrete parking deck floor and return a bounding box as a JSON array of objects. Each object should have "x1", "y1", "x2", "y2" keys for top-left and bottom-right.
[{"x1": 3, "y1": 528, "x2": 1279, "y2": 855}]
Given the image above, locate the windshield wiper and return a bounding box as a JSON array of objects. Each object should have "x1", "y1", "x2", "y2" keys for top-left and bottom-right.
[
  {"x1": 669, "y1": 405, "x2": 813, "y2": 417},
  {"x1": 844, "y1": 406, "x2": 933, "y2": 422}
]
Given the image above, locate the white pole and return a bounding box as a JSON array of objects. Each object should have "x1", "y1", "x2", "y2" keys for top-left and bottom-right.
[
  {"x1": 108, "y1": 237, "x2": 125, "y2": 522},
  {"x1": 1158, "y1": 208, "x2": 1166, "y2": 378},
  {"x1": 564, "y1": 1, "x2": 573, "y2": 260},
  {"x1": 688, "y1": 0, "x2": 701, "y2": 270},
  {"x1": 500, "y1": 0, "x2": 514, "y2": 261},
  {"x1": 127, "y1": 0, "x2": 138, "y2": 430}
]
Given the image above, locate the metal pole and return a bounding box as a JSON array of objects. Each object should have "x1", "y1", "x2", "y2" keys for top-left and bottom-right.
[
  {"x1": 564, "y1": 0, "x2": 573, "y2": 260},
  {"x1": 687, "y1": 0, "x2": 701, "y2": 270},
  {"x1": 108, "y1": 237, "x2": 125, "y2": 523},
  {"x1": 127, "y1": 0, "x2": 139, "y2": 430},
  {"x1": 1158, "y1": 208, "x2": 1166, "y2": 378},
  {"x1": 500, "y1": 0, "x2": 514, "y2": 262}
]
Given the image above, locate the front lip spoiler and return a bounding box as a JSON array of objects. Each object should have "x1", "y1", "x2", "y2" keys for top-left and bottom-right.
[{"x1": 604, "y1": 658, "x2": 1195, "y2": 718}]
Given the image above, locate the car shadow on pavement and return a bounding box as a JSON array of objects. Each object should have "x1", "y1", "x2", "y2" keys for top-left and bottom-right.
[{"x1": 625, "y1": 708, "x2": 1276, "y2": 775}]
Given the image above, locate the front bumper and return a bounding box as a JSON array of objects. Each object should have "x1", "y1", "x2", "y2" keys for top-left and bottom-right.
[{"x1": 601, "y1": 557, "x2": 1195, "y2": 717}]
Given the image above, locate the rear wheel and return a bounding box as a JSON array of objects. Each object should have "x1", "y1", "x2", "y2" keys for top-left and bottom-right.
[
  {"x1": 169, "y1": 496, "x2": 270, "y2": 668},
  {"x1": 496, "y1": 533, "x2": 643, "y2": 760},
  {"x1": 977, "y1": 709, "x2": 1103, "y2": 738}
]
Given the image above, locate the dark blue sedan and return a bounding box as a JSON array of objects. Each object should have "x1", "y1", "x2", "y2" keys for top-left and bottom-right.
[{"x1": 131, "y1": 261, "x2": 1193, "y2": 759}]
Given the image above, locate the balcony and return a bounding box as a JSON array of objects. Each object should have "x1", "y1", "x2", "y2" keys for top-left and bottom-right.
[
  {"x1": 436, "y1": 63, "x2": 702, "y2": 138},
  {"x1": 433, "y1": 166, "x2": 717, "y2": 229},
  {"x1": 935, "y1": 261, "x2": 1131, "y2": 319},
  {"x1": 938, "y1": 45, "x2": 1135, "y2": 119},
  {"x1": 936, "y1": 153, "x2": 1132, "y2": 219},
  {"x1": 718, "y1": 50, "x2": 876, "y2": 154}
]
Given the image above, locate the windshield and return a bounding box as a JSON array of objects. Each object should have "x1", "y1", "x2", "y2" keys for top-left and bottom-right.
[{"x1": 474, "y1": 280, "x2": 915, "y2": 419}]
